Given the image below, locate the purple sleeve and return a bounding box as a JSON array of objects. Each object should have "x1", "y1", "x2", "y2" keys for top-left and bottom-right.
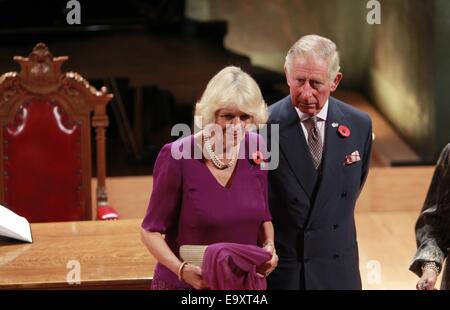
[{"x1": 141, "y1": 143, "x2": 182, "y2": 233}]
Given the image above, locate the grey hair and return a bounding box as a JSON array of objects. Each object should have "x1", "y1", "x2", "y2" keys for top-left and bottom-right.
[{"x1": 284, "y1": 34, "x2": 340, "y2": 81}]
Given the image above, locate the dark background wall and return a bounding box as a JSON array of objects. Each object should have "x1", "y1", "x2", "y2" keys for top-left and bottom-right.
[
  {"x1": 186, "y1": 0, "x2": 374, "y2": 90},
  {"x1": 0, "y1": 0, "x2": 448, "y2": 164},
  {"x1": 434, "y1": 0, "x2": 450, "y2": 160},
  {"x1": 368, "y1": 0, "x2": 436, "y2": 161},
  {"x1": 187, "y1": 0, "x2": 450, "y2": 162}
]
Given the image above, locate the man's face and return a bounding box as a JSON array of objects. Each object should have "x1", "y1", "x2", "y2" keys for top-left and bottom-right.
[{"x1": 286, "y1": 55, "x2": 342, "y2": 116}]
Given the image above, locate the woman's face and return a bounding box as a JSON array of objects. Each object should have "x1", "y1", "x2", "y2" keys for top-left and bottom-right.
[{"x1": 214, "y1": 107, "x2": 253, "y2": 146}]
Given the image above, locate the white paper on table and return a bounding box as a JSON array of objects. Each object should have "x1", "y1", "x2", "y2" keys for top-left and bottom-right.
[{"x1": 0, "y1": 204, "x2": 33, "y2": 243}]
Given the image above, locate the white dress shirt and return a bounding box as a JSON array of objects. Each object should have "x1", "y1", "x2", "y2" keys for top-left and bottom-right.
[{"x1": 294, "y1": 99, "x2": 329, "y2": 143}]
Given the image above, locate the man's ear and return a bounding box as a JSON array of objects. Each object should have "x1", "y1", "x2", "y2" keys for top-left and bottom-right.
[
  {"x1": 330, "y1": 72, "x2": 343, "y2": 92},
  {"x1": 284, "y1": 67, "x2": 291, "y2": 87}
]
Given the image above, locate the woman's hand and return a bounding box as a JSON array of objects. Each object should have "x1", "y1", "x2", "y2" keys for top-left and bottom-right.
[
  {"x1": 416, "y1": 268, "x2": 438, "y2": 290},
  {"x1": 181, "y1": 263, "x2": 209, "y2": 290},
  {"x1": 256, "y1": 242, "x2": 278, "y2": 278}
]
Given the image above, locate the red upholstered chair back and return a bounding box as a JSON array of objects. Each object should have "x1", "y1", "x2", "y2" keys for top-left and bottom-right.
[{"x1": 0, "y1": 43, "x2": 112, "y2": 222}]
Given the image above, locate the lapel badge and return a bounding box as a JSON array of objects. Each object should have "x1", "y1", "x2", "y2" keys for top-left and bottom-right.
[
  {"x1": 337, "y1": 125, "x2": 351, "y2": 138},
  {"x1": 331, "y1": 122, "x2": 339, "y2": 128}
]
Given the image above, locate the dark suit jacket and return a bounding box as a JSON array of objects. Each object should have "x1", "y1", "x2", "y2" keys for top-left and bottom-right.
[{"x1": 266, "y1": 95, "x2": 372, "y2": 290}]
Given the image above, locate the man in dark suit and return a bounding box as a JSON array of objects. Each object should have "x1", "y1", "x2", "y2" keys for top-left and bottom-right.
[{"x1": 266, "y1": 34, "x2": 372, "y2": 290}]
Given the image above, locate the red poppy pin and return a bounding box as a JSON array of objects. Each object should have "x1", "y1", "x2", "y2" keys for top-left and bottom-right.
[
  {"x1": 251, "y1": 150, "x2": 265, "y2": 168},
  {"x1": 337, "y1": 125, "x2": 351, "y2": 138}
]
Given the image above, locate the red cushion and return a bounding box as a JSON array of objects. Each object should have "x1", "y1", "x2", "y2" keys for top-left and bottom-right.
[{"x1": 3, "y1": 99, "x2": 84, "y2": 222}]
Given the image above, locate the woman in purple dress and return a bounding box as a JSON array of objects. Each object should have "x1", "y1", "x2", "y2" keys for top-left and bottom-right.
[{"x1": 140, "y1": 66, "x2": 278, "y2": 290}]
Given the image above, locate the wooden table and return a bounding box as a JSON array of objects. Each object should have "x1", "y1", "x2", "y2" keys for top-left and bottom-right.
[{"x1": 0, "y1": 219, "x2": 155, "y2": 289}]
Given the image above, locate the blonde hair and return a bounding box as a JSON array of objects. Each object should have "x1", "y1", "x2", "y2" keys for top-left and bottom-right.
[
  {"x1": 285, "y1": 34, "x2": 340, "y2": 81},
  {"x1": 194, "y1": 66, "x2": 268, "y2": 128}
]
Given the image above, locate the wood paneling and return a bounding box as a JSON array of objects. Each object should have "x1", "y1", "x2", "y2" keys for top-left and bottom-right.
[
  {"x1": 92, "y1": 166, "x2": 434, "y2": 218},
  {"x1": 357, "y1": 166, "x2": 433, "y2": 212},
  {"x1": 91, "y1": 177, "x2": 153, "y2": 219},
  {"x1": 356, "y1": 211, "x2": 441, "y2": 290}
]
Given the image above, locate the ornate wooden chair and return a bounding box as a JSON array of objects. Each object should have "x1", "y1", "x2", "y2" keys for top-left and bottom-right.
[{"x1": 0, "y1": 43, "x2": 118, "y2": 222}]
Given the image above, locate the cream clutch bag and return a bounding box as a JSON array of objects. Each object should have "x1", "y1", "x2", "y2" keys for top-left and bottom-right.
[{"x1": 179, "y1": 245, "x2": 208, "y2": 267}]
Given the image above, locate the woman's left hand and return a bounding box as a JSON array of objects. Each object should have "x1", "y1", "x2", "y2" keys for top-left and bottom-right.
[{"x1": 256, "y1": 243, "x2": 278, "y2": 278}]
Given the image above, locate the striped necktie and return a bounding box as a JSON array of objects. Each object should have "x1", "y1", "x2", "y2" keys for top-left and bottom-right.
[{"x1": 306, "y1": 116, "x2": 323, "y2": 169}]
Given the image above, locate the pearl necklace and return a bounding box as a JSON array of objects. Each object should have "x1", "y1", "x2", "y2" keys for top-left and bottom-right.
[{"x1": 203, "y1": 131, "x2": 237, "y2": 170}]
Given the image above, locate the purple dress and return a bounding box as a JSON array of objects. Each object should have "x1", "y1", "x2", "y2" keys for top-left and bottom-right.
[{"x1": 141, "y1": 132, "x2": 271, "y2": 289}]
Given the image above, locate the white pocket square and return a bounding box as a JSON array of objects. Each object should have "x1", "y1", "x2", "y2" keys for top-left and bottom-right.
[{"x1": 344, "y1": 150, "x2": 361, "y2": 165}]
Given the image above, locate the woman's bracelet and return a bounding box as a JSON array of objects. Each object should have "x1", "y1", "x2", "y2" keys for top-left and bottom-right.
[
  {"x1": 421, "y1": 261, "x2": 440, "y2": 276},
  {"x1": 177, "y1": 262, "x2": 188, "y2": 281}
]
